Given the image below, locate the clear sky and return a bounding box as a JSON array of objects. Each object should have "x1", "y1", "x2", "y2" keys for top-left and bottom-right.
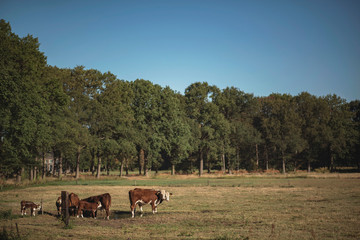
[{"x1": 1, "y1": 0, "x2": 359, "y2": 101}]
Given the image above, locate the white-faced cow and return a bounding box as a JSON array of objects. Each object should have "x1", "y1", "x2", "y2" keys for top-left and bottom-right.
[
  {"x1": 76, "y1": 200, "x2": 102, "y2": 219},
  {"x1": 20, "y1": 200, "x2": 41, "y2": 216},
  {"x1": 128, "y1": 188, "x2": 172, "y2": 218},
  {"x1": 55, "y1": 197, "x2": 61, "y2": 216},
  {"x1": 81, "y1": 193, "x2": 111, "y2": 220}
]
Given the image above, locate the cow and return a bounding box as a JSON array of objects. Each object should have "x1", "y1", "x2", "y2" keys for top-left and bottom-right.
[
  {"x1": 56, "y1": 197, "x2": 62, "y2": 216},
  {"x1": 68, "y1": 193, "x2": 80, "y2": 216},
  {"x1": 20, "y1": 200, "x2": 41, "y2": 216},
  {"x1": 77, "y1": 200, "x2": 102, "y2": 219},
  {"x1": 128, "y1": 188, "x2": 172, "y2": 218},
  {"x1": 81, "y1": 193, "x2": 111, "y2": 220}
]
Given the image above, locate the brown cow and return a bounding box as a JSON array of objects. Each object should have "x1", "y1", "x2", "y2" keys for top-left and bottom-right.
[
  {"x1": 77, "y1": 200, "x2": 102, "y2": 219},
  {"x1": 81, "y1": 193, "x2": 111, "y2": 220},
  {"x1": 20, "y1": 200, "x2": 41, "y2": 216},
  {"x1": 68, "y1": 193, "x2": 80, "y2": 216},
  {"x1": 128, "y1": 188, "x2": 172, "y2": 218}
]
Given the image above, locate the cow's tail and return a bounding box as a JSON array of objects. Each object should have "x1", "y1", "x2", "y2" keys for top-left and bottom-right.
[{"x1": 128, "y1": 190, "x2": 132, "y2": 206}]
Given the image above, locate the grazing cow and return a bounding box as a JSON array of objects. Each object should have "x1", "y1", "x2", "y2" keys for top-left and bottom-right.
[
  {"x1": 81, "y1": 193, "x2": 111, "y2": 220},
  {"x1": 128, "y1": 188, "x2": 172, "y2": 218},
  {"x1": 77, "y1": 200, "x2": 102, "y2": 219},
  {"x1": 56, "y1": 197, "x2": 62, "y2": 216},
  {"x1": 20, "y1": 200, "x2": 41, "y2": 216}
]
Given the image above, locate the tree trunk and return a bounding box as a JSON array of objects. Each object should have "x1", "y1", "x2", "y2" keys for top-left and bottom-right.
[
  {"x1": 282, "y1": 150, "x2": 286, "y2": 174},
  {"x1": 75, "y1": 148, "x2": 81, "y2": 179},
  {"x1": 52, "y1": 152, "x2": 56, "y2": 177},
  {"x1": 42, "y1": 152, "x2": 46, "y2": 179},
  {"x1": 16, "y1": 170, "x2": 22, "y2": 183},
  {"x1": 120, "y1": 158, "x2": 124, "y2": 177},
  {"x1": 199, "y1": 149, "x2": 204, "y2": 176},
  {"x1": 139, "y1": 149, "x2": 145, "y2": 175},
  {"x1": 255, "y1": 144, "x2": 259, "y2": 170},
  {"x1": 227, "y1": 154, "x2": 232, "y2": 174},
  {"x1": 34, "y1": 166, "x2": 37, "y2": 180},
  {"x1": 330, "y1": 154, "x2": 334, "y2": 172},
  {"x1": 307, "y1": 159, "x2": 311, "y2": 173},
  {"x1": 221, "y1": 152, "x2": 226, "y2": 174},
  {"x1": 207, "y1": 156, "x2": 211, "y2": 174},
  {"x1": 29, "y1": 167, "x2": 34, "y2": 181},
  {"x1": 236, "y1": 147, "x2": 240, "y2": 171},
  {"x1": 171, "y1": 164, "x2": 175, "y2": 175},
  {"x1": 97, "y1": 156, "x2": 102, "y2": 179},
  {"x1": 58, "y1": 153, "x2": 63, "y2": 179},
  {"x1": 265, "y1": 146, "x2": 269, "y2": 171}
]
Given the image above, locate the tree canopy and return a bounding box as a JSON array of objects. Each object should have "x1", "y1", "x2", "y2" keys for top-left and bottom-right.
[{"x1": 1, "y1": 19, "x2": 359, "y2": 180}]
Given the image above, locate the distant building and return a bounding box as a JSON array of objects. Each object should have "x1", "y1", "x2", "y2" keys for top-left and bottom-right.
[{"x1": 44, "y1": 152, "x2": 54, "y2": 173}]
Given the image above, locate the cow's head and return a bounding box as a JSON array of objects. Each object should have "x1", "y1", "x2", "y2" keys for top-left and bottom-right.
[
  {"x1": 35, "y1": 204, "x2": 41, "y2": 211},
  {"x1": 97, "y1": 202, "x2": 102, "y2": 209},
  {"x1": 159, "y1": 190, "x2": 172, "y2": 201}
]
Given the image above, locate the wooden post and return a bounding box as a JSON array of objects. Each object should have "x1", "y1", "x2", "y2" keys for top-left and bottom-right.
[
  {"x1": 40, "y1": 199, "x2": 43, "y2": 215},
  {"x1": 61, "y1": 191, "x2": 69, "y2": 226}
]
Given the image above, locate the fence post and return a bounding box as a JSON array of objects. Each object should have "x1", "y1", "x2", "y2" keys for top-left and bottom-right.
[
  {"x1": 40, "y1": 199, "x2": 43, "y2": 215},
  {"x1": 61, "y1": 191, "x2": 69, "y2": 226}
]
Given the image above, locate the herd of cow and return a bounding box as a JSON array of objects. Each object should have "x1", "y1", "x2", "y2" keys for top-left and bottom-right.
[{"x1": 20, "y1": 188, "x2": 172, "y2": 219}]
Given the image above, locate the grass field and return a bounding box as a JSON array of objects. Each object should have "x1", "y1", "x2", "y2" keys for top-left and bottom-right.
[{"x1": 0, "y1": 174, "x2": 360, "y2": 239}]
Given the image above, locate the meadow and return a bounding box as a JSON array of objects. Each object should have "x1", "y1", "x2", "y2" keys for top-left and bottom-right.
[{"x1": 1, "y1": 173, "x2": 360, "y2": 239}]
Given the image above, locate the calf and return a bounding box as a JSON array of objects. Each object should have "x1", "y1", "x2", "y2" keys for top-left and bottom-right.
[
  {"x1": 81, "y1": 193, "x2": 111, "y2": 220},
  {"x1": 56, "y1": 197, "x2": 61, "y2": 216},
  {"x1": 77, "y1": 200, "x2": 102, "y2": 219},
  {"x1": 20, "y1": 200, "x2": 41, "y2": 216},
  {"x1": 128, "y1": 188, "x2": 172, "y2": 218}
]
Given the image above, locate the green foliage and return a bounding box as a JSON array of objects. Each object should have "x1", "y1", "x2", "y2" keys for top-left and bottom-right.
[{"x1": 1, "y1": 19, "x2": 359, "y2": 180}]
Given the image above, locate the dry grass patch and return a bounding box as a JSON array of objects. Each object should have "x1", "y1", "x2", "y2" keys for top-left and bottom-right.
[{"x1": 0, "y1": 177, "x2": 360, "y2": 239}]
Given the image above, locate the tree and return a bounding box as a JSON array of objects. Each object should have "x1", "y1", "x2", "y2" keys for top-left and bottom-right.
[
  {"x1": 258, "y1": 94, "x2": 305, "y2": 173},
  {"x1": 160, "y1": 87, "x2": 192, "y2": 175},
  {"x1": 321, "y1": 95, "x2": 353, "y2": 171},
  {"x1": 185, "y1": 82, "x2": 227, "y2": 176},
  {"x1": 213, "y1": 87, "x2": 261, "y2": 172},
  {"x1": 0, "y1": 19, "x2": 64, "y2": 180}
]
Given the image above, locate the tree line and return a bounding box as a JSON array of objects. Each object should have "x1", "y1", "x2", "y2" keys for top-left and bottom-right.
[{"x1": 1, "y1": 19, "x2": 359, "y2": 181}]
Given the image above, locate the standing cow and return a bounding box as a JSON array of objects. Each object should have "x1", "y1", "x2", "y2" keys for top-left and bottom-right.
[
  {"x1": 77, "y1": 201, "x2": 102, "y2": 219},
  {"x1": 68, "y1": 193, "x2": 80, "y2": 216},
  {"x1": 56, "y1": 193, "x2": 79, "y2": 216},
  {"x1": 20, "y1": 200, "x2": 41, "y2": 216},
  {"x1": 128, "y1": 188, "x2": 172, "y2": 218},
  {"x1": 81, "y1": 193, "x2": 111, "y2": 220}
]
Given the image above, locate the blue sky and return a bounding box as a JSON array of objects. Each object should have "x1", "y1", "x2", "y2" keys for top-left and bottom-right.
[{"x1": 1, "y1": 0, "x2": 359, "y2": 101}]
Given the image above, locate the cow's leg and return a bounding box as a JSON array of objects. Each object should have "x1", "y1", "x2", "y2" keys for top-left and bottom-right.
[
  {"x1": 151, "y1": 202, "x2": 156, "y2": 214},
  {"x1": 76, "y1": 208, "x2": 81, "y2": 218},
  {"x1": 130, "y1": 204, "x2": 136, "y2": 218},
  {"x1": 105, "y1": 208, "x2": 110, "y2": 220}
]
